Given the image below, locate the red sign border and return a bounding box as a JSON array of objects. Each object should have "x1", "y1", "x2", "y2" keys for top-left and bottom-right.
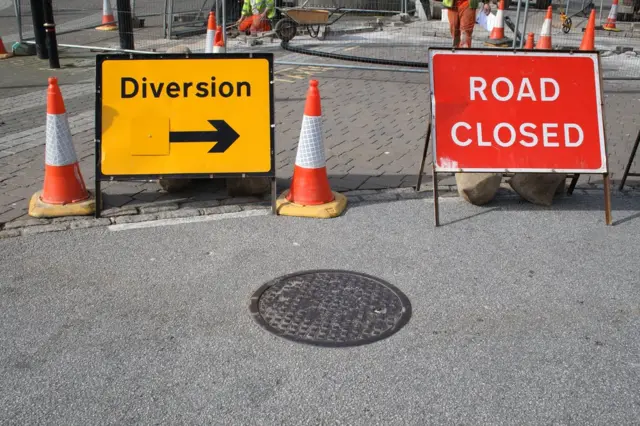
[{"x1": 427, "y1": 48, "x2": 609, "y2": 174}]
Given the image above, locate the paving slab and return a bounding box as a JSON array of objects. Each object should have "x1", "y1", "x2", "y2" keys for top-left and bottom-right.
[{"x1": 1, "y1": 17, "x2": 640, "y2": 231}]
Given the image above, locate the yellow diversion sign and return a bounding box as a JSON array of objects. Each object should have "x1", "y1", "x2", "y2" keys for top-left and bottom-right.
[{"x1": 96, "y1": 53, "x2": 275, "y2": 177}]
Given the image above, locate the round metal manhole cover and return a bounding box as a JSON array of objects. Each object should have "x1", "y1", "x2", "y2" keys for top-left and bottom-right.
[{"x1": 250, "y1": 270, "x2": 412, "y2": 347}]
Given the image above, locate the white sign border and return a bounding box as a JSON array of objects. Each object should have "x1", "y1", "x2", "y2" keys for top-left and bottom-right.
[{"x1": 427, "y1": 48, "x2": 608, "y2": 174}]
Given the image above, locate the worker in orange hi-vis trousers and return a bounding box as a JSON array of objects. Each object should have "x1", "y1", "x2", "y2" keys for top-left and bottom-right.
[
  {"x1": 237, "y1": 0, "x2": 275, "y2": 35},
  {"x1": 443, "y1": 0, "x2": 492, "y2": 48}
]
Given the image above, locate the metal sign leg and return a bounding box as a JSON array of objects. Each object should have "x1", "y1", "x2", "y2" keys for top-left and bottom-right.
[
  {"x1": 619, "y1": 129, "x2": 640, "y2": 191},
  {"x1": 567, "y1": 174, "x2": 580, "y2": 195},
  {"x1": 415, "y1": 118, "x2": 431, "y2": 192},
  {"x1": 271, "y1": 177, "x2": 277, "y2": 215},
  {"x1": 603, "y1": 173, "x2": 612, "y2": 225},
  {"x1": 432, "y1": 165, "x2": 440, "y2": 227}
]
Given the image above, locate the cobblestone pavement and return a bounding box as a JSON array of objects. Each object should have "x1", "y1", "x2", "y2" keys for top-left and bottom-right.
[{"x1": 1, "y1": 36, "x2": 640, "y2": 233}]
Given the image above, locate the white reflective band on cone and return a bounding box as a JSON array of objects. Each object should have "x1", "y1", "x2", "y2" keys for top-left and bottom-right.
[
  {"x1": 205, "y1": 30, "x2": 214, "y2": 53},
  {"x1": 294, "y1": 115, "x2": 326, "y2": 169},
  {"x1": 45, "y1": 113, "x2": 77, "y2": 167},
  {"x1": 540, "y1": 20, "x2": 551, "y2": 36}
]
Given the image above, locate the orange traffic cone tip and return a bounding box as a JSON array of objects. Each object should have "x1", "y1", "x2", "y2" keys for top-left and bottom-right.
[
  {"x1": 28, "y1": 77, "x2": 95, "y2": 218},
  {"x1": 304, "y1": 80, "x2": 321, "y2": 116},
  {"x1": 276, "y1": 80, "x2": 347, "y2": 219},
  {"x1": 524, "y1": 32, "x2": 535, "y2": 49},
  {"x1": 47, "y1": 77, "x2": 66, "y2": 115},
  {"x1": 545, "y1": 5, "x2": 552, "y2": 19}
]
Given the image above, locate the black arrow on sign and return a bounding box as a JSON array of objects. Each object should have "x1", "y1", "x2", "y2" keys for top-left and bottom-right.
[{"x1": 169, "y1": 120, "x2": 240, "y2": 153}]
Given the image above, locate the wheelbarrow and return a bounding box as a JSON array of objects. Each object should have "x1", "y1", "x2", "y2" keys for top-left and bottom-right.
[
  {"x1": 274, "y1": 0, "x2": 349, "y2": 42},
  {"x1": 560, "y1": 0, "x2": 595, "y2": 33}
]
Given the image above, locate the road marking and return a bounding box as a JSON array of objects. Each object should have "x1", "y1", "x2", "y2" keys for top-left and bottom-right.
[
  {"x1": 275, "y1": 67, "x2": 296, "y2": 74},
  {"x1": 275, "y1": 78, "x2": 295, "y2": 83},
  {"x1": 107, "y1": 209, "x2": 270, "y2": 232},
  {"x1": 294, "y1": 69, "x2": 321, "y2": 76},
  {"x1": 343, "y1": 46, "x2": 359, "y2": 52}
]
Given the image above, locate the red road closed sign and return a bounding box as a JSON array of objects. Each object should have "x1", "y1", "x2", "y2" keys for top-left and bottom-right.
[{"x1": 428, "y1": 49, "x2": 608, "y2": 173}]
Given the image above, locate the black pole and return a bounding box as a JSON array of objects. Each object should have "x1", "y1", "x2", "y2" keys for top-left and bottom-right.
[
  {"x1": 42, "y1": 0, "x2": 60, "y2": 69},
  {"x1": 29, "y1": 0, "x2": 48, "y2": 59},
  {"x1": 116, "y1": 0, "x2": 135, "y2": 50}
]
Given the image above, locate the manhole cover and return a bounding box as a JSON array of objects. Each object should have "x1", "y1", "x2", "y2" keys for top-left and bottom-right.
[{"x1": 250, "y1": 270, "x2": 412, "y2": 347}]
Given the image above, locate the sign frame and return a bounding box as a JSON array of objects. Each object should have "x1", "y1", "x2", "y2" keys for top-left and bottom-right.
[
  {"x1": 94, "y1": 52, "x2": 277, "y2": 218},
  {"x1": 619, "y1": 129, "x2": 640, "y2": 191},
  {"x1": 416, "y1": 47, "x2": 612, "y2": 226}
]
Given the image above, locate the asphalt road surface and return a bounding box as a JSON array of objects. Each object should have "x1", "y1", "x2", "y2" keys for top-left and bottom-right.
[{"x1": 1, "y1": 194, "x2": 639, "y2": 425}]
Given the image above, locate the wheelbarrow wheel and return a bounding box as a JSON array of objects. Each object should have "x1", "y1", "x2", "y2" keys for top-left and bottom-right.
[
  {"x1": 275, "y1": 18, "x2": 298, "y2": 42},
  {"x1": 562, "y1": 17, "x2": 572, "y2": 33}
]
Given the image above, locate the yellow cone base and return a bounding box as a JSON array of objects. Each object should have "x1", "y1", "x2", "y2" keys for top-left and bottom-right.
[
  {"x1": 0, "y1": 52, "x2": 13, "y2": 59},
  {"x1": 602, "y1": 26, "x2": 621, "y2": 32},
  {"x1": 484, "y1": 37, "x2": 512, "y2": 47},
  {"x1": 28, "y1": 190, "x2": 97, "y2": 218},
  {"x1": 96, "y1": 24, "x2": 117, "y2": 31},
  {"x1": 276, "y1": 190, "x2": 347, "y2": 219}
]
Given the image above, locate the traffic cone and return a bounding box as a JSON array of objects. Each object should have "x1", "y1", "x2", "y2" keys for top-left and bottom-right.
[
  {"x1": 0, "y1": 36, "x2": 13, "y2": 59},
  {"x1": 580, "y1": 9, "x2": 596, "y2": 50},
  {"x1": 524, "y1": 32, "x2": 535, "y2": 49},
  {"x1": 29, "y1": 78, "x2": 95, "y2": 218},
  {"x1": 603, "y1": 0, "x2": 621, "y2": 31},
  {"x1": 213, "y1": 25, "x2": 226, "y2": 53},
  {"x1": 536, "y1": 6, "x2": 553, "y2": 49},
  {"x1": 484, "y1": 0, "x2": 512, "y2": 47},
  {"x1": 276, "y1": 80, "x2": 347, "y2": 219},
  {"x1": 205, "y1": 11, "x2": 216, "y2": 53},
  {"x1": 96, "y1": 0, "x2": 117, "y2": 31}
]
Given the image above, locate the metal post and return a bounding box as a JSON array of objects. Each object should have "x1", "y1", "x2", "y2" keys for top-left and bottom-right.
[
  {"x1": 117, "y1": 0, "x2": 135, "y2": 50},
  {"x1": 603, "y1": 174, "x2": 612, "y2": 225},
  {"x1": 29, "y1": 0, "x2": 48, "y2": 59},
  {"x1": 163, "y1": 0, "x2": 168, "y2": 38},
  {"x1": 42, "y1": 0, "x2": 60, "y2": 68},
  {"x1": 13, "y1": 0, "x2": 23, "y2": 42},
  {"x1": 519, "y1": 0, "x2": 530, "y2": 48},
  {"x1": 512, "y1": 0, "x2": 523, "y2": 48},
  {"x1": 599, "y1": 0, "x2": 604, "y2": 23},
  {"x1": 222, "y1": 0, "x2": 227, "y2": 47},
  {"x1": 167, "y1": 0, "x2": 174, "y2": 39}
]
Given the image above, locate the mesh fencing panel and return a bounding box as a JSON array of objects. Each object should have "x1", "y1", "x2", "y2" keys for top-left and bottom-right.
[
  {"x1": 280, "y1": 0, "x2": 640, "y2": 78},
  {"x1": 8, "y1": 0, "x2": 640, "y2": 78}
]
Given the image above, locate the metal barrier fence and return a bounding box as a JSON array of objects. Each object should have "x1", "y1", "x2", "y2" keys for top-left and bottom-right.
[
  {"x1": 280, "y1": 0, "x2": 640, "y2": 79},
  {"x1": 6, "y1": 0, "x2": 640, "y2": 79}
]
